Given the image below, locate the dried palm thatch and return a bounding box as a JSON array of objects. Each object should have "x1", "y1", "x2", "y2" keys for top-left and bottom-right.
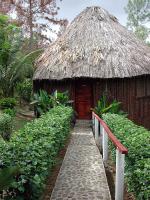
[{"x1": 33, "y1": 6, "x2": 150, "y2": 80}]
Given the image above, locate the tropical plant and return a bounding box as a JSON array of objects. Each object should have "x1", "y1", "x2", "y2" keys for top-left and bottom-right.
[
  {"x1": 0, "y1": 14, "x2": 43, "y2": 97},
  {"x1": 56, "y1": 91, "x2": 70, "y2": 105},
  {"x1": 3, "y1": 108, "x2": 16, "y2": 117},
  {"x1": 0, "y1": 97, "x2": 17, "y2": 109},
  {"x1": 16, "y1": 79, "x2": 33, "y2": 102},
  {"x1": 31, "y1": 90, "x2": 52, "y2": 116},
  {"x1": 49, "y1": 90, "x2": 70, "y2": 107},
  {"x1": 93, "y1": 95, "x2": 124, "y2": 118},
  {"x1": 31, "y1": 90, "x2": 70, "y2": 117}
]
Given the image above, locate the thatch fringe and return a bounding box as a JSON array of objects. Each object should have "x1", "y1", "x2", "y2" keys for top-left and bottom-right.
[{"x1": 33, "y1": 6, "x2": 150, "y2": 80}]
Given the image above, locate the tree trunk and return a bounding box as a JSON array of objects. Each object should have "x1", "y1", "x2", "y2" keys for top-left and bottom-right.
[{"x1": 29, "y1": 0, "x2": 33, "y2": 49}]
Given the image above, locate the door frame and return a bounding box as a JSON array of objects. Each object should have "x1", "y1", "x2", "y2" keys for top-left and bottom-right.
[{"x1": 74, "y1": 79, "x2": 93, "y2": 119}]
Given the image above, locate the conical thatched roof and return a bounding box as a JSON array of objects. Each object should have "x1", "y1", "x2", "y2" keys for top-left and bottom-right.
[{"x1": 33, "y1": 6, "x2": 150, "y2": 80}]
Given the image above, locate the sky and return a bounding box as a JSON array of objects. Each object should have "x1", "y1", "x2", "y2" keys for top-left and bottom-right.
[
  {"x1": 57, "y1": 0, "x2": 128, "y2": 26},
  {"x1": 10, "y1": 0, "x2": 129, "y2": 40}
]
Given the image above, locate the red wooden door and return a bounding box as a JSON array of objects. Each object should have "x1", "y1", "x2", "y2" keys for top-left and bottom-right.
[{"x1": 75, "y1": 82, "x2": 93, "y2": 119}]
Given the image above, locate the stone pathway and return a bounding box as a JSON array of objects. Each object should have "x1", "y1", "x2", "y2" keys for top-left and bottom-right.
[{"x1": 50, "y1": 120, "x2": 111, "y2": 200}]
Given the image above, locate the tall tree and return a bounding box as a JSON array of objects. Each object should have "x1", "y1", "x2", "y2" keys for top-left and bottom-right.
[
  {"x1": 0, "y1": 14, "x2": 42, "y2": 97},
  {"x1": 10, "y1": 0, "x2": 67, "y2": 47},
  {"x1": 0, "y1": 0, "x2": 13, "y2": 13},
  {"x1": 125, "y1": 0, "x2": 150, "y2": 42}
]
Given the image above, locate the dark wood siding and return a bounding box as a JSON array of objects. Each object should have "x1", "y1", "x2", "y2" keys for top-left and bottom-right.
[
  {"x1": 33, "y1": 75, "x2": 150, "y2": 129},
  {"x1": 94, "y1": 76, "x2": 150, "y2": 129}
]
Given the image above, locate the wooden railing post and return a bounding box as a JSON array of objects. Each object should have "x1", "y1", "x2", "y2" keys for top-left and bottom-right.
[
  {"x1": 92, "y1": 112, "x2": 95, "y2": 131},
  {"x1": 115, "y1": 149, "x2": 125, "y2": 200},
  {"x1": 99, "y1": 122, "x2": 103, "y2": 148},
  {"x1": 94, "y1": 117, "x2": 99, "y2": 142},
  {"x1": 102, "y1": 128, "x2": 108, "y2": 161}
]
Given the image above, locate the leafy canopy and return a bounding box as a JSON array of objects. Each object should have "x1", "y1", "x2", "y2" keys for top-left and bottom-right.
[
  {"x1": 0, "y1": 14, "x2": 43, "y2": 97},
  {"x1": 125, "y1": 0, "x2": 150, "y2": 42}
]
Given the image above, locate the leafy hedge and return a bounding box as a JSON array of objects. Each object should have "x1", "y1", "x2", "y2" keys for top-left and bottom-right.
[
  {"x1": 103, "y1": 113, "x2": 150, "y2": 200},
  {"x1": 0, "y1": 105, "x2": 73, "y2": 199}
]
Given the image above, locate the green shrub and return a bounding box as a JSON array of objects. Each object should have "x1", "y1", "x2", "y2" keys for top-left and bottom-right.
[
  {"x1": 55, "y1": 91, "x2": 70, "y2": 105},
  {"x1": 16, "y1": 79, "x2": 32, "y2": 102},
  {"x1": 103, "y1": 113, "x2": 150, "y2": 200},
  {"x1": 3, "y1": 108, "x2": 16, "y2": 117},
  {"x1": 93, "y1": 95, "x2": 125, "y2": 118},
  {"x1": 31, "y1": 90, "x2": 52, "y2": 116},
  {"x1": 0, "y1": 98, "x2": 17, "y2": 109},
  {"x1": 0, "y1": 105, "x2": 73, "y2": 199},
  {"x1": 0, "y1": 113, "x2": 13, "y2": 140},
  {"x1": 31, "y1": 90, "x2": 70, "y2": 117}
]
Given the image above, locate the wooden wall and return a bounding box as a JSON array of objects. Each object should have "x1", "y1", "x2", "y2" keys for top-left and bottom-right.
[
  {"x1": 94, "y1": 75, "x2": 150, "y2": 129},
  {"x1": 33, "y1": 75, "x2": 150, "y2": 129}
]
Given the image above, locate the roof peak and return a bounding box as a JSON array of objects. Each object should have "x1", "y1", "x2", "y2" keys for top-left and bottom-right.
[
  {"x1": 34, "y1": 6, "x2": 150, "y2": 80},
  {"x1": 74, "y1": 6, "x2": 118, "y2": 23}
]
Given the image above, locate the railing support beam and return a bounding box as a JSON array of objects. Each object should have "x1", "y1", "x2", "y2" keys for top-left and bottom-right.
[{"x1": 115, "y1": 149, "x2": 125, "y2": 200}]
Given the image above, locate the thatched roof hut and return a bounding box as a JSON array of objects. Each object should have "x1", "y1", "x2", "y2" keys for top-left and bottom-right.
[
  {"x1": 33, "y1": 6, "x2": 150, "y2": 129},
  {"x1": 34, "y1": 6, "x2": 150, "y2": 80}
]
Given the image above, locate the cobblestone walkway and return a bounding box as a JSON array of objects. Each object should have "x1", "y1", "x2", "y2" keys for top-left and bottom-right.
[{"x1": 50, "y1": 120, "x2": 111, "y2": 200}]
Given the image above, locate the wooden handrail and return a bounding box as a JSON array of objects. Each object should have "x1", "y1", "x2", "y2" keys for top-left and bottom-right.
[{"x1": 92, "y1": 112, "x2": 128, "y2": 154}]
